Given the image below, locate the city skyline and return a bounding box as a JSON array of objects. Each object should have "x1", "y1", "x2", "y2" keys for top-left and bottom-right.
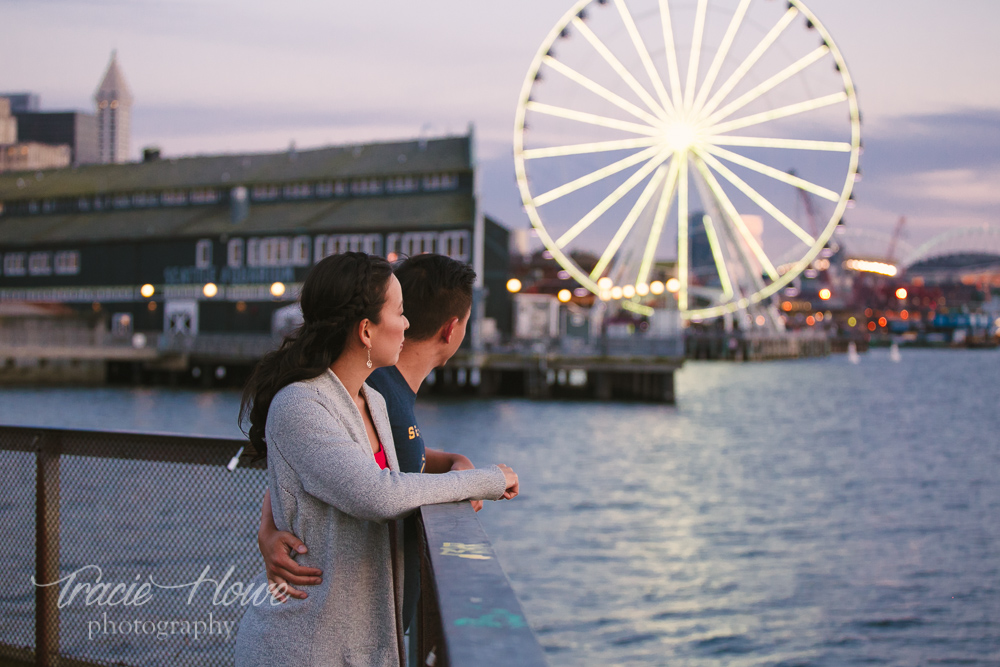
[{"x1": 2, "y1": 0, "x2": 998, "y2": 250}]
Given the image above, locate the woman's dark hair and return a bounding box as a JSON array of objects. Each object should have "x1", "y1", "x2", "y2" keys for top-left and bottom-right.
[{"x1": 239, "y1": 252, "x2": 393, "y2": 459}]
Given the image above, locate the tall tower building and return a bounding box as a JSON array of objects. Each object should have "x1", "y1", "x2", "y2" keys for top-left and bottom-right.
[{"x1": 94, "y1": 51, "x2": 133, "y2": 163}]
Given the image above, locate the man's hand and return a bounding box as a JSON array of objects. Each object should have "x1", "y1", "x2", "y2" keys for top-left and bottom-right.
[
  {"x1": 258, "y1": 529, "x2": 323, "y2": 602},
  {"x1": 258, "y1": 489, "x2": 322, "y2": 602},
  {"x1": 448, "y1": 455, "x2": 483, "y2": 512}
]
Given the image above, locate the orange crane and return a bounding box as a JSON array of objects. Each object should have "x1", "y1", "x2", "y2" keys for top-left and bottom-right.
[{"x1": 886, "y1": 216, "x2": 907, "y2": 262}]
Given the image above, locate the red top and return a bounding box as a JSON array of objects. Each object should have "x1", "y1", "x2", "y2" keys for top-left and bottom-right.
[{"x1": 373, "y1": 443, "x2": 388, "y2": 470}]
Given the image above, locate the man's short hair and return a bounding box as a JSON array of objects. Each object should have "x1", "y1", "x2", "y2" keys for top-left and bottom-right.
[{"x1": 393, "y1": 254, "x2": 476, "y2": 340}]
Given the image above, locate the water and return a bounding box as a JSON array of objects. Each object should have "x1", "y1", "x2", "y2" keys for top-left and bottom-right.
[{"x1": 1, "y1": 348, "x2": 998, "y2": 665}]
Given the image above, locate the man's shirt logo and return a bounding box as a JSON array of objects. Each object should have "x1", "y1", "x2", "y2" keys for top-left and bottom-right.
[{"x1": 408, "y1": 426, "x2": 421, "y2": 440}]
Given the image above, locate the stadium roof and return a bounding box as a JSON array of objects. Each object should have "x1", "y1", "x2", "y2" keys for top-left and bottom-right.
[{"x1": 0, "y1": 135, "x2": 472, "y2": 200}]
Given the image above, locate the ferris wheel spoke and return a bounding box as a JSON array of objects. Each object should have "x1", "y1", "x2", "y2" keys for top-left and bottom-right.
[
  {"x1": 710, "y1": 135, "x2": 853, "y2": 152},
  {"x1": 700, "y1": 6, "x2": 798, "y2": 117},
  {"x1": 704, "y1": 144, "x2": 841, "y2": 201},
  {"x1": 692, "y1": 170, "x2": 757, "y2": 298},
  {"x1": 704, "y1": 46, "x2": 830, "y2": 128},
  {"x1": 708, "y1": 91, "x2": 849, "y2": 135},
  {"x1": 523, "y1": 136, "x2": 660, "y2": 160},
  {"x1": 533, "y1": 144, "x2": 663, "y2": 207},
  {"x1": 677, "y1": 156, "x2": 690, "y2": 311},
  {"x1": 590, "y1": 165, "x2": 669, "y2": 280},
  {"x1": 692, "y1": 156, "x2": 779, "y2": 281},
  {"x1": 571, "y1": 17, "x2": 668, "y2": 121},
  {"x1": 637, "y1": 158, "x2": 680, "y2": 286},
  {"x1": 692, "y1": 0, "x2": 753, "y2": 113},
  {"x1": 542, "y1": 56, "x2": 664, "y2": 126},
  {"x1": 684, "y1": 0, "x2": 709, "y2": 110},
  {"x1": 556, "y1": 148, "x2": 672, "y2": 247},
  {"x1": 694, "y1": 147, "x2": 816, "y2": 246},
  {"x1": 612, "y1": 0, "x2": 675, "y2": 114},
  {"x1": 700, "y1": 213, "x2": 736, "y2": 300},
  {"x1": 658, "y1": 0, "x2": 685, "y2": 107},
  {"x1": 525, "y1": 101, "x2": 661, "y2": 136}
]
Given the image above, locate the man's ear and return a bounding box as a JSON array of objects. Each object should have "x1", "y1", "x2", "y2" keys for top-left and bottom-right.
[{"x1": 441, "y1": 317, "x2": 459, "y2": 344}]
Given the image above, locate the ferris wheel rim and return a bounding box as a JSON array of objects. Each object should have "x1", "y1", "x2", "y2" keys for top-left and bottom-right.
[{"x1": 513, "y1": 0, "x2": 862, "y2": 320}]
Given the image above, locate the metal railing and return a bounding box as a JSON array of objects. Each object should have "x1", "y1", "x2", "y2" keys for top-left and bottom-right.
[{"x1": 0, "y1": 426, "x2": 546, "y2": 667}]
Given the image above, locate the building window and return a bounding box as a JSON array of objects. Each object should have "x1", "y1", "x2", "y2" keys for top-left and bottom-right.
[
  {"x1": 283, "y1": 183, "x2": 312, "y2": 199},
  {"x1": 162, "y1": 190, "x2": 187, "y2": 206},
  {"x1": 54, "y1": 250, "x2": 81, "y2": 275},
  {"x1": 28, "y1": 201, "x2": 39, "y2": 214},
  {"x1": 3, "y1": 253, "x2": 26, "y2": 276},
  {"x1": 113, "y1": 194, "x2": 131, "y2": 209},
  {"x1": 195, "y1": 239, "x2": 213, "y2": 268},
  {"x1": 399, "y1": 232, "x2": 438, "y2": 256},
  {"x1": 28, "y1": 252, "x2": 52, "y2": 276},
  {"x1": 78, "y1": 197, "x2": 91, "y2": 211},
  {"x1": 132, "y1": 192, "x2": 157, "y2": 207},
  {"x1": 227, "y1": 238, "x2": 245, "y2": 268},
  {"x1": 334, "y1": 181, "x2": 347, "y2": 196},
  {"x1": 42, "y1": 200, "x2": 56, "y2": 214},
  {"x1": 386, "y1": 175, "x2": 417, "y2": 194},
  {"x1": 251, "y1": 185, "x2": 278, "y2": 201},
  {"x1": 422, "y1": 172, "x2": 459, "y2": 191},
  {"x1": 315, "y1": 182, "x2": 334, "y2": 198},
  {"x1": 292, "y1": 236, "x2": 311, "y2": 266},
  {"x1": 190, "y1": 189, "x2": 220, "y2": 205},
  {"x1": 350, "y1": 178, "x2": 382, "y2": 196}
]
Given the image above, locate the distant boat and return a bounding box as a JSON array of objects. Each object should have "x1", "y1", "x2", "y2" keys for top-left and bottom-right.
[
  {"x1": 890, "y1": 342, "x2": 902, "y2": 362},
  {"x1": 847, "y1": 341, "x2": 860, "y2": 364}
]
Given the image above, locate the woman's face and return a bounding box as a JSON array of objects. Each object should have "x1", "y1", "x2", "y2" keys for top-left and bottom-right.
[{"x1": 368, "y1": 275, "x2": 409, "y2": 368}]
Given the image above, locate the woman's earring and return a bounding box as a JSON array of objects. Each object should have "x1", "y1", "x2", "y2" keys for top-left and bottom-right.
[{"x1": 366, "y1": 347, "x2": 373, "y2": 369}]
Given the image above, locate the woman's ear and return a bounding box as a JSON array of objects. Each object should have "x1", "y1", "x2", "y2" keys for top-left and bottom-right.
[{"x1": 357, "y1": 319, "x2": 372, "y2": 348}]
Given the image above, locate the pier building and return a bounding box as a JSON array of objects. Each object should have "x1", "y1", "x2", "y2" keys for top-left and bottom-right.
[{"x1": 0, "y1": 132, "x2": 513, "y2": 381}]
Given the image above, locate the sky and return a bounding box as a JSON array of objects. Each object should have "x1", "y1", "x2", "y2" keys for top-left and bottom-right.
[{"x1": 2, "y1": 0, "x2": 999, "y2": 253}]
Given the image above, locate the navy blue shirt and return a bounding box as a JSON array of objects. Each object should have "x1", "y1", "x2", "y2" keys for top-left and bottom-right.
[{"x1": 366, "y1": 365, "x2": 425, "y2": 631}]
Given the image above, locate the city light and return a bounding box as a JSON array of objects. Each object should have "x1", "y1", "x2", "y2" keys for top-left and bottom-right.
[
  {"x1": 506, "y1": 278, "x2": 522, "y2": 293},
  {"x1": 819, "y1": 288, "x2": 832, "y2": 300},
  {"x1": 203, "y1": 283, "x2": 218, "y2": 298},
  {"x1": 844, "y1": 259, "x2": 898, "y2": 277},
  {"x1": 806, "y1": 315, "x2": 815, "y2": 326},
  {"x1": 636, "y1": 283, "x2": 650, "y2": 296},
  {"x1": 895, "y1": 287, "x2": 908, "y2": 299},
  {"x1": 650, "y1": 281, "x2": 665, "y2": 295},
  {"x1": 901, "y1": 310, "x2": 909, "y2": 320},
  {"x1": 622, "y1": 285, "x2": 636, "y2": 299},
  {"x1": 848, "y1": 316, "x2": 857, "y2": 327},
  {"x1": 557, "y1": 289, "x2": 572, "y2": 303},
  {"x1": 666, "y1": 278, "x2": 681, "y2": 293},
  {"x1": 878, "y1": 317, "x2": 887, "y2": 327},
  {"x1": 781, "y1": 301, "x2": 793, "y2": 312},
  {"x1": 270, "y1": 282, "x2": 286, "y2": 297},
  {"x1": 755, "y1": 315, "x2": 766, "y2": 326},
  {"x1": 140, "y1": 284, "x2": 154, "y2": 298},
  {"x1": 598, "y1": 277, "x2": 613, "y2": 290},
  {"x1": 867, "y1": 321, "x2": 877, "y2": 331},
  {"x1": 610, "y1": 286, "x2": 623, "y2": 300}
]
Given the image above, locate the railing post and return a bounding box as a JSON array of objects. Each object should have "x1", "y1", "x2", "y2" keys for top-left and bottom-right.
[{"x1": 35, "y1": 433, "x2": 60, "y2": 667}]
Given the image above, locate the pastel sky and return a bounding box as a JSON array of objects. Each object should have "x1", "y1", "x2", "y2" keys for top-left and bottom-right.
[{"x1": 3, "y1": 0, "x2": 999, "y2": 251}]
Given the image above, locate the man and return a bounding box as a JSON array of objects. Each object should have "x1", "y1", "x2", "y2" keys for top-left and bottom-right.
[{"x1": 256, "y1": 253, "x2": 483, "y2": 633}]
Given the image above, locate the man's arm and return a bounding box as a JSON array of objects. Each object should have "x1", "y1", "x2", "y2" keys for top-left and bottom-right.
[
  {"x1": 258, "y1": 488, "x2": 323, "y2": 600},
  {"x1": 424, "y1": 448, "x2": 483, "y2": 512}
]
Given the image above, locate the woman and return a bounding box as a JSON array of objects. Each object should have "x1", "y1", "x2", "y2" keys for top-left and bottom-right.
[{"x1": 234, "y1": 252, "x2": 518, "y2": 666}]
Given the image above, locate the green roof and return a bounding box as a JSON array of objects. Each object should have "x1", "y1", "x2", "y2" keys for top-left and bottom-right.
[
  {"x1": 0, "y1": 192, "x2": 474, "y2": 246},
  {"x1": 0, "y1": 135, "x2": 472, "y2": 200}
]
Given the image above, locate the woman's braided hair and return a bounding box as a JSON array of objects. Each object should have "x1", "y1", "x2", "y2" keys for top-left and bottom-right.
[{"x1": 239, "y1": 252, "x2": 393, "y2": 459}]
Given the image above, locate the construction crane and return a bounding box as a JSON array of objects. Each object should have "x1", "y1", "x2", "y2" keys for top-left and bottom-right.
[{"x1": 886, "y1": 216, "x2": 907, "y2": 262}]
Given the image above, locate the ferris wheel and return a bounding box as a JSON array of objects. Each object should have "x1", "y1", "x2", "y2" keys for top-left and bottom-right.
[{"x1": 514, "y1": 0, "x2": 861, "y2": 320}]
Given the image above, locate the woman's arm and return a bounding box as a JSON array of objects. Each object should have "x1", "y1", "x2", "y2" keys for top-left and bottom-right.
[
  {"x1": 267, "y1": 390, "x2": 515, "y2": 522},
  {"x1": 257, "y1": 488, "x2": 323, "y2": 600}
]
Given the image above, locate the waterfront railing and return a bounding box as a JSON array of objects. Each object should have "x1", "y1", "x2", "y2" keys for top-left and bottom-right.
[{"x1": 0, "y1": 425, "x2": 546, "y2": 667}]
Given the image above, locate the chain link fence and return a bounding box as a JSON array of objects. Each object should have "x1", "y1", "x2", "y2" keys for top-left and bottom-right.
[{"x1": 0, "y1": 427, "x2": 264, "y2": 667}]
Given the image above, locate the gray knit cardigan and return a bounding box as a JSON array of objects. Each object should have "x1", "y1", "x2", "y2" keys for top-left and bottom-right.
[{"x1": 234, "y1": 370, "x2": 508, "y2": 666}]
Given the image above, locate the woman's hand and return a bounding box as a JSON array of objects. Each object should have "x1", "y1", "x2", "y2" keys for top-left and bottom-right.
[
  {"x1": 496, "y1": 464, "x2": 519, "y2": 500},
  {"x1": 258, "y1": 528, "x2": 323, "y2": 602}
]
